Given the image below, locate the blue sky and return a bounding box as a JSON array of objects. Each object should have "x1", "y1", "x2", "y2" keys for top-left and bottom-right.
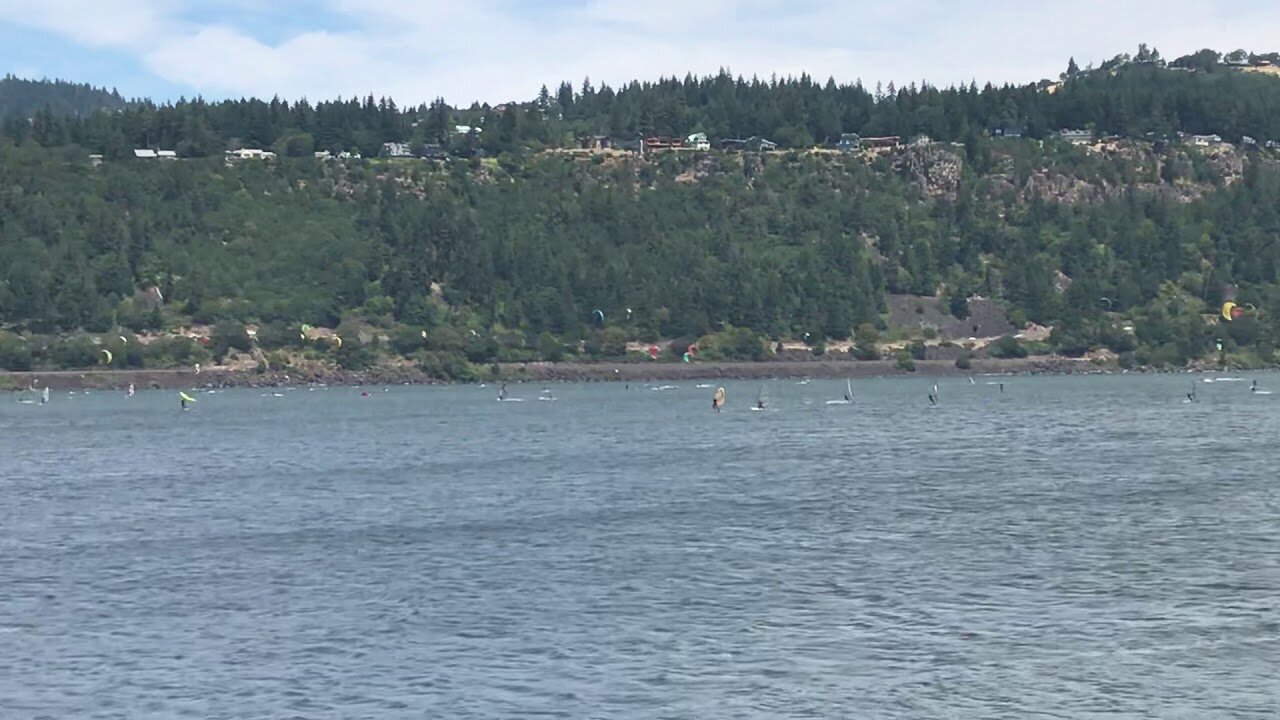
[{"x1": 2, "y1": 1, "x2": 1278, "y2": 106}]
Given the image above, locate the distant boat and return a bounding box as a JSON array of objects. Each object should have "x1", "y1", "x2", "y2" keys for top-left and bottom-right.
[
  {"x1": 752, "y1": 385, "x2": 768, "y2": 411},
  {"x1": 825, "y1": 378, "x2": 855, "y2": 405}
]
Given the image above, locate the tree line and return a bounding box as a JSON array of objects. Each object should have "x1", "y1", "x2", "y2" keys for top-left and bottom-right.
[{"x1": 5, "y1": 46, "x2": 1280, "y2": 160}]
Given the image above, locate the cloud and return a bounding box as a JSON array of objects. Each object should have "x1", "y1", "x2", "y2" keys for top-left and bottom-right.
[
  {"x1": 4, "y1": 0, "x2": 1280, "y2": 105},
  {"x1": 0, "y1": 0, "x2": 169, "y2": 47}
]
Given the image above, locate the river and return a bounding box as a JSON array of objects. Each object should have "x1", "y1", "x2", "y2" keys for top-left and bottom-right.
[{"x1": 2, "y1": 373, "x2": 1277, "y2": 718}]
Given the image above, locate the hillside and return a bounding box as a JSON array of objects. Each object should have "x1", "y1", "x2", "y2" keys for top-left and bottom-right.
[
  {"x1": 3, "y1": 47, "x2": 1280, "y2": 379},
  {"x1": 0, "y1": 76, "x2": 125, "y2": 120}
]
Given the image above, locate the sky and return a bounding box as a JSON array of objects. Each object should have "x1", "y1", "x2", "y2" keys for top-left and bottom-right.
[{"x1": 2, "y1": 1, "x2": 1279, "y2": 107}]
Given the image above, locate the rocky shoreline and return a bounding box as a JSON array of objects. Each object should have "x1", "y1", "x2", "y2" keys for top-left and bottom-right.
[{"x1": 1, "y1": 356, "x2": 1108, "y2": 391}]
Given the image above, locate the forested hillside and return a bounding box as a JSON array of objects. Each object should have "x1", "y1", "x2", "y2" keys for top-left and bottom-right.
[
  {"x1": 0, "y1": 75, "x2": 125, "y2": 120},
  {"x1": 2, "y1": 47, "x2": 1280, "y2": 378}
]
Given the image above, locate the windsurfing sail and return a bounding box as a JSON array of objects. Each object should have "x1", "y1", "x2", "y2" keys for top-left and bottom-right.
[
  {"x1": 41, "y1": 386, "x2": 50, "y2": 404},
  {"x1": 845, "y1": 378, "x2": 854, "y2": 403},
  {"x1": 179, "y1": 391, "x2": 197, "y2": 409},
  {"x1": 756, "y1": 385, "x2": 767, "y2": 409},
  {"x1": 712, "y1": 386, "x2": 726, "y2": 412},
  {"x1": 498, "y1": 382, "x2": 509, "y2": 401},
  {"x1": 100, "y1": 348, "x2": 113, "y2": 365},
  {"x1": 127, "y1": 383, "x2": 135, "y2": 397}
]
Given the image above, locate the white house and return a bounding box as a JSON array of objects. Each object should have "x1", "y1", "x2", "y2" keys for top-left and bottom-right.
[
  {"x1": 686, "y1": 132, "x2": 710, "y2": 151},
  {"x1": 156, "y1": 150, "x2": 178, "y2": 160},
  {"x1": 381, "y1": 141, "x2": 414, "y2": 158},
  {"x1": 133, "y1": 148, "x2": 157, "y2": 159},
  {"x1": 226, "y1": 148, "x2": 276, "y2": 160}
]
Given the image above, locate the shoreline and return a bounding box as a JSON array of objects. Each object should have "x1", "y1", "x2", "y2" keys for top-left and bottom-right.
[{"x1": 1, "y1": 357, "x2": 1109, "y2": 391}]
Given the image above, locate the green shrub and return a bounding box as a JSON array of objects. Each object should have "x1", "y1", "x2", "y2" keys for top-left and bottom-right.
[
  {"x1": 955, "y1": 352, "x2": 972, "y2": 370},
  {"x1": 988, "y1": 335, "x2": 1028, "y2": 359},
  {"x1": 895, "y1": 351, "x2": 916, "y2": 371},
  {"x1": 0, "y1": 332, "x2": 32, "y2": 371}
]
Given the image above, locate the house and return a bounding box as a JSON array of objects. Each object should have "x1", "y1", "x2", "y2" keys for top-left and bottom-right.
[
  {"x1": 225, "y1": 148, "x2": 276, "y2": 160},
  {"x1": 686, "y1": 132, "x2": 710, "y2": 151},
  {"x1": 1242, "y1": 135, "x2": 1258, "y2": 147},
  {"x1": 133, "y1": 148, "x2": 157, "y2": 159},
  {"x1": 337, "y1": 150, "x2": 360, "y2": 160},
  {"x1": 577, "y1": 135, "x2": 611, "y2": 150},
  {"x1": 381, "y1": 141, "x2": 414, "y2": 158},
  {"x1": 992, "y1": 126, "x2": 1024, "y2": 139},
  {"x1": 453, "y1": 124, "x2": 481, "y2": 135},
  {"x1": 1267, "y1": 140, "x2": 1280, "y2": 150},
  {"x1": 1189, "y1": 134, "x2": 1222, "y2": 146},
  {"x1": 88, "y1": 154, "x2": 104, "y2": 167},
  {"x1": 753, "y1": 137, "x2": 779, "y2": 151},
  {"x1": 861, "y1": 136, "x2": 901, "y2": 150},
  {"x1": 643, "y1": 136, "x2": 684, "y2": 151},
  {"x1": 1059, "y1": 129, "x2": 1092, "y2": 144},
  {"x1": 156, "y1": 150, "x2": 178, "y2": 160},
  {"x1": 836, "y1": 133, "x2": 861, "y2": 152},
  {"x1": 718, "y1": 136, "x2": 777, "y2": 152},
  {"x1": 314, "y1": 150, "x2": 332, "y2": 160},
  {"x1": 420, "y1": 143, "x2": 447, "y2": 160},
  {"x1": 909, "y1": 134, "x2": 933, "y2": 147}
]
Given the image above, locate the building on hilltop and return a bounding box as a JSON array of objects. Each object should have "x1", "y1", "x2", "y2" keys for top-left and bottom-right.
[
  {"x1": 577, "y1": 135, "x2": 611, "y2": 150},
  {"x1": 133, "y1": 148, "x2": 178, "y2": 159},
  {"x1": 718, "y1": 136, "x2": 778, "y2": 152},
  {"x1": 643, "y1": 136, "x2": 684, "y2": 151},
  {"x1": 1189, "y1": 134, "x2": 1223, "y2": 146},
  {"x1": 225, "y1": 148, "x2": 276, "y2": 160},
  {"x1": 861, "y1": 136, "x2": 901, "y2": 151},
  {"x1": 686, "y1": 132, "x2": 710, "y2": 151},
  {"x1": 836, "y1": 133, "x2": 861, "y2": 152},
  {"x1": 381, "y1": 141, "x2": 414, "y2": 158},
  {"x1": 1059, "y1": 129, "x2": 1092, "y2": 144}
]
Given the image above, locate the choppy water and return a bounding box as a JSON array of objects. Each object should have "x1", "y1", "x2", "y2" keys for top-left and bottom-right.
[{"x1": 2, "y1": 373, "x2": 1279, "y2": 719}]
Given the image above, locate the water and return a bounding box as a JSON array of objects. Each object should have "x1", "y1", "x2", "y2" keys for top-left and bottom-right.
[{"x1": 2, "y1": 374, "x2": 1278, "y2": 719}]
